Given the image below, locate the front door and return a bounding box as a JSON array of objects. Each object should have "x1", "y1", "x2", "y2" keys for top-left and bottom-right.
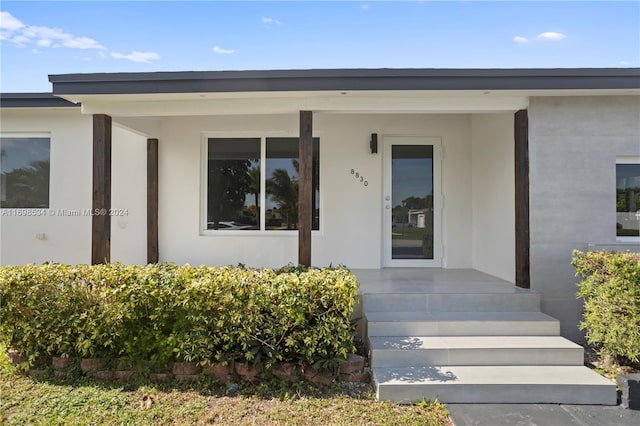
[{"x1": 382, "y1": 136, "x2": 442, "y2": 267}]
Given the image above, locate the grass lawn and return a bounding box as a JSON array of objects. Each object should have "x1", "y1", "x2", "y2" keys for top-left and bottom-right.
[
  {"x1": 391, "y1": 227, "x2": 430, "y2": 241},
  {"x1": 0, "y1": 357, "x2": 450, "y2": 425}
]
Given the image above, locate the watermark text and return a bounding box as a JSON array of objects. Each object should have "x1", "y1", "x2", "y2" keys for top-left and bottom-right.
[{"x1": 1, "y1": 208, "x2": 129, "y2": 217}]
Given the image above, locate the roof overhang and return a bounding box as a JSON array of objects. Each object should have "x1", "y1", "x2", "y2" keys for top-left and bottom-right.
[
  {"x1": 26, "y1": 68, "x2": 640, "y2": 117},
  {"x1": 0, "y1": 92, "x2": 79, "y2": 108},
  {"x1": 49, "y1": 68, "x2": 640, "y2": 95}
]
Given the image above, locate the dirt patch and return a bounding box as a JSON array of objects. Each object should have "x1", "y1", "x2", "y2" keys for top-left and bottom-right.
[{"x1": 584, "y1": 345, "x2": 640, "y2": 380}]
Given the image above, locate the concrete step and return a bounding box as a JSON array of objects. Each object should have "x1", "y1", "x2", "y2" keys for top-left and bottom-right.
[
  {"x1": 366, "y1": 311, "x2": 560, "y2": 337},
  {"x1": 373, "y1": 365, "x2": 617, "y2": 404},
  {"x1": 369, "y1": 336, "x2": 584, "y2": 367},
  {"x1": 363, "y1": 291, "x2": 540, "y2": 313}
]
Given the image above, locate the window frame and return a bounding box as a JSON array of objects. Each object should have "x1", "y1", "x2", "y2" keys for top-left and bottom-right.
[
  {"x1": 0, "y1": 132, "x2": 52, "y2": 209},
  {"x1": 616, "y1": 156, "x2": 640, "y2": 243},
  {"x1": 200, "y1": 132, "x2": 322, "y2": 236}
]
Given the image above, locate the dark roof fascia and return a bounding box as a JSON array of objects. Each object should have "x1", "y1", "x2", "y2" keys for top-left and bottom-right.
[
  {"x1": 49, "y1": 68, "x2": 640, "y2": 95},
  {"x1": 1, "y1": 93, "x2": 79, "y2": 108}
]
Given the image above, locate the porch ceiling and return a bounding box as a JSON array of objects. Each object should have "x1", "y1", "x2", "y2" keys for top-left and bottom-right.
[
  {"x1": 56, "y1": 87, "x2": 640, "y2": 117},
  {"x1": 67, "y1": 90, "x2": 535, "y2": 116}
]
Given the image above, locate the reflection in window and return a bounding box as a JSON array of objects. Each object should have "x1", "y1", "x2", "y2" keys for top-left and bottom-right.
[
  {"x1": 617, "y1": 163, "x2": 640, "y2": 237},
  {"x1": 391, "y1": 145, "x2": 434, "y2": 259},
  {"x1": 265, "y1": 137, "x2": 319, "y2": 230},
  {"x1": 207, "y1": 138, "x2": 260, "y2": 230},
  {"x1": 206, "y1": 137, "x2": 320, "y2": 232},
  {"x1": 0, "y1": 136, "x2": 50, "y2": 208}
]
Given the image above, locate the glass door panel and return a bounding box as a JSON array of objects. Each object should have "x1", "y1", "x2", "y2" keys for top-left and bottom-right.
[{"x1": 391, "y1": 145, "x2": 434, "y2": 259}]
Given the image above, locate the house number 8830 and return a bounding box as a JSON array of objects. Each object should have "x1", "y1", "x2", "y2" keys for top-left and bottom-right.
[{"x1": 350, "y1": 169, "x2": 368, "y2": 187}]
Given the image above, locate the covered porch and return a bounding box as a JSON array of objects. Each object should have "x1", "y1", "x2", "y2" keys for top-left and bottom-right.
[{"x1": 48, "y1": 69, "x2": 533, "y2": 287}]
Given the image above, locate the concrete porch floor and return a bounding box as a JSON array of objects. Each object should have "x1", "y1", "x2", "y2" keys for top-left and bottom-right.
[{"x1": 351, "y1": 268, "x2": 522, "y2": 294}]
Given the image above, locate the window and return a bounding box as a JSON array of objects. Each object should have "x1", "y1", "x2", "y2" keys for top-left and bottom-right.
[
  {"x1": 266, "y1": 137, "x2": 320, "y2": 230},
  {"x1": 0, "y1": 135, "x2": 50, "y2": 208},
  {"x1": 207, "y1": 138, "x2": 261, "y2": 230},
  {"x1": 205, "y1": 136, "x2": 319, "y2": 231},
  {"x1": 616, "y1": 161, "x2": 640, "y2": 238}
]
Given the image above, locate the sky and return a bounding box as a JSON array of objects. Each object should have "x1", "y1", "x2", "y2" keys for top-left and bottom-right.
[{"x1": 1, "y1": 1, "x2": 639, "y2": 92}]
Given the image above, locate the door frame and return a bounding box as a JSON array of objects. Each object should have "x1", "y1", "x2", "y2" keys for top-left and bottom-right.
[{"x1": 382, "y1": 135, "x2": 443, "y2": 267}]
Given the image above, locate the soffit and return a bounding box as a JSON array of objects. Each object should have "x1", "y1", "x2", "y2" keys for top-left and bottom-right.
[{"x1": 56, "y1": 88, "x2": 640, "y2": 117}]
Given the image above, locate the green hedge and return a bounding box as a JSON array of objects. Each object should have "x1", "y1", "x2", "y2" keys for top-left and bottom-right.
[
  {"x1": 0, "y1": 263, "x2": 359, "y2": 369},
  {"x1": 573, "y1": 250, "x2": 640, "y2": 362}
]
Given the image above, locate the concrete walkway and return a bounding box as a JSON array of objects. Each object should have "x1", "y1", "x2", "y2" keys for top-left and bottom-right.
[{"x1": 448, "y1": 404, "x2": 640, "y2": 426}]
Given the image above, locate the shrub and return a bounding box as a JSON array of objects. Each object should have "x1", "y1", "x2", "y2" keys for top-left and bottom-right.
[
  {"x1": 0, "y1": 264, "x2": 96, "y2": 366},
  {"x1": 0, "y1": 263, "x2": 359, "y2": 370},
  {"x1": 573, "y1": 250, "x2": 640, "y2": 362}
]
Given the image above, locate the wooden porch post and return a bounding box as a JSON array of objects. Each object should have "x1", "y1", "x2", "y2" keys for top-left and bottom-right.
[
  {"x1": 515, "y1": 109, "x2": 530, "y2": 288},
  {"x1": 147, "y1": 138, "x2": 159, "y2": 263},
  {"x1": 92, "y1": 114, "x2": 112, "y2": 264},
  {"x1": 298, "y1": 111, "x2": 313, "y2": 267}
]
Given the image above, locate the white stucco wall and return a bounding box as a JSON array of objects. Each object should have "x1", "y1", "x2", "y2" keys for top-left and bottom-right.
[
  {"x1": 157, "y1": 113, "x2": 475, "y2": 269},
  {"x1": 0, "y1": 109, "x2": 148, "y2": 266},
  {"x1": 529, "y1": 95, "x2": 640, "y2": 341},
  {"x1": 471, "y1": 113, "x2": 515, "y2": 282},
  {"x1": 110, "y1": 125, "x2": 147, "y2": 264},
  {"x1": 1, "y1": 108, "x2": 516, "y2": 272},
  {"x1": 0, "y1": 108, "x2": 92, "y2": 265}
]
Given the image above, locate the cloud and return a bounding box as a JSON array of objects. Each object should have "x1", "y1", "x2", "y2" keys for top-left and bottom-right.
[
  {"x1": 10, "y1": 34, "x2": 30, "y2": 46},
  {"x1": 513, "y1": 36, "x2": 528, "y2": 43},
  {"x1": 0, "y1": 11, "x2": 25, "y2": 31},
  {"x1": 110, "y1": 51, "x2": 160, "y2": 63},
  {"x1": 1, "y1": 11, "x2": 106, "y2": 50},
  {"x1": 2, "y1": 11, "x2": 163, "y2": 64},
  {"x1": 62, "y1": 35, "x2": 105, "y2": 50},
  {"x1": 36, "y1": 38, "x2": 52, "y2": 47},
  {"x1": 212, "y1": 45, "x2": 234, "y2": 54},
  {"x1": 536, "y1": 32, "x2": 566, "y2": 41},
  {"x1": 361, "y1": 4, "x2": 370, "y2": 11},
  {"x1": 261, "y1": 17, "x2": 282, "y2": 25}
]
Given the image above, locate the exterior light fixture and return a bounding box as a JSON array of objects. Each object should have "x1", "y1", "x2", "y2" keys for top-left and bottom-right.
[{"x1": 370, "y1": 133, "x2": 378, "y2": 154}]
